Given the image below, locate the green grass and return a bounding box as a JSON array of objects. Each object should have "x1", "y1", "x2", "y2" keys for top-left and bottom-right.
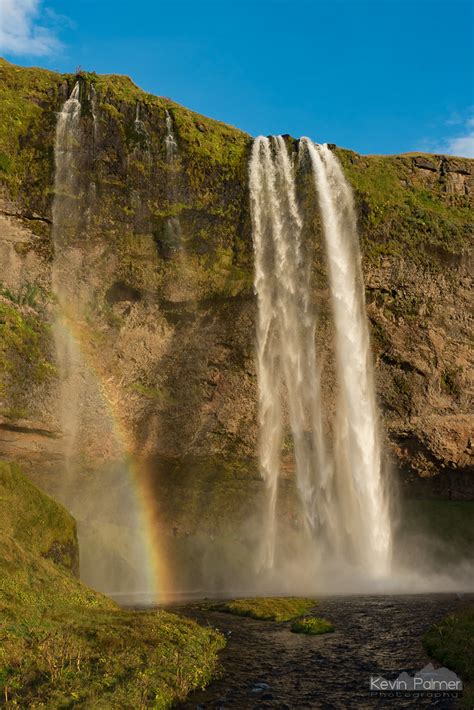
[
  {"x1": 210, "y1": 597, "x2": 317, "y2": 622},
  {"x1": 0, "y1": 461, "x2": 225, "y2": 708},
  {"x1": 0, "y1": 460, "x2": 78, "y2": 572},
  {"x1": 423, "y1": 606, "x2": 474, "y2": 708},
  {"x1": 0, "y1": 58, "x2": 60, "y2": 209},
  {"x1": 0, "y1": 298, "x2": 55, "y2": 406},
  {"x1": 290, "y1": 617, "x2": 335, "y2": 635},
  {"x1": 336, "y1": 148, "x2": 473, "y2": 269}
]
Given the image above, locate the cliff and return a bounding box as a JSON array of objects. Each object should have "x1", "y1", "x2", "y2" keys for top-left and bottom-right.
[{"x1": 0, "y1": 57, "x2": 472, "y2": 515}]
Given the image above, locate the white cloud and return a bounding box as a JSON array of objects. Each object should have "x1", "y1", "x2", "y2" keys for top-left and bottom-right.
[
  {"x1": 424, "y1": 116, "x2": 474, "y2": 158},
  {"x1": 0, "y1": 0, "x2": 62, "y2": 56},
  {"x1": 443, "y1": 132, "x2": 474, "y2": 158}
]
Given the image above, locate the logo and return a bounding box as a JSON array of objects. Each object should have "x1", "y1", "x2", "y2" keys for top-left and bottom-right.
[{"x1": 370, "y1": 664, "x2": 462, "y2": 700}]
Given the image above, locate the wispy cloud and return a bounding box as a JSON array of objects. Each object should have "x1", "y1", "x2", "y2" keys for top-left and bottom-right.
[
  {"x1": 441, "y1": 117, "x2": 474, "y2": 158},
  {"x1": 427, "y1": 116, "x2": 474, "y2": 158},
  {"x1": 0, "y1": 0, "x2": 63, "y2": 57}
]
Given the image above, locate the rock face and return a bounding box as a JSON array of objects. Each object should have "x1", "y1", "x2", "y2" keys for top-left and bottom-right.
[{"x1": 0, "y1": 57, "x2": 472, "y2": 514}]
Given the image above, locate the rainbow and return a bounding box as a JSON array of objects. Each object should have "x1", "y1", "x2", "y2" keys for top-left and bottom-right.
[{"x1": 55, "y1": 304, "x2": 173, "y2": 602}]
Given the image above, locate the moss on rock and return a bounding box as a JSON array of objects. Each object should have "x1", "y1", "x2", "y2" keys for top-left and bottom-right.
[{"x1": 0, "y1": 295, "x2": 55, "y2": 414}]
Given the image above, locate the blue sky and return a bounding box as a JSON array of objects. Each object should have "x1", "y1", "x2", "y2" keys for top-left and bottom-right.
[{"x1": 0, "y1": 0, "x2": 473, "y2": 155}]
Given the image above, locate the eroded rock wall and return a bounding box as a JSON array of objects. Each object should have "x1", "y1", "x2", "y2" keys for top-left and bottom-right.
[{"x1": 0, "y1": 58, "x2": 472, "y2": 505}]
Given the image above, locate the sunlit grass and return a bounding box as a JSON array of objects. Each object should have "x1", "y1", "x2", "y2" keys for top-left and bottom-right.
[
  {"x1": 210, "y1": 597, "x2": 317, "y2": 622},
  {"x1": 0, "y1": 462, "x2": 225, "y2": 708},
  {"x1": 424, "y1": 606, "x2": 474, "y2": 708},
  {"x1": 291, "y1": 617, "x2": 335, "y2": 635}
]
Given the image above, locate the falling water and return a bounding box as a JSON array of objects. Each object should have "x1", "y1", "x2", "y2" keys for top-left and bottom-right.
[
  {"x1": 50, "y1": 84, "x2": 156, "y2": 599},
  {"x1": 250, "y1": 136, "x2": 392, "y2": 580},
  {"x1": 165, "y1": 109, "x2": 179, "y2": 161},
  {"x1": 51, "y1": 82, "x2": 83, "y2": 468},
  {"x1": 133, "y1": 102, "x2": 148, "y2": 144},
  {"x1": 249, "y1": 136, "x2": 330, "y2": 570},
  {"x1": 303, "y1": 139, "x2": 392, "y2": 573},
  {"x1": 164, "y1": 109, "x2": 182, "y2": 247}
]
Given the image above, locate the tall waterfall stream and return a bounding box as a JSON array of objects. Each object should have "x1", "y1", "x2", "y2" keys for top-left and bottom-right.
[{"x1": 250, "y1": 136, "x2": 392, "y2": 583}]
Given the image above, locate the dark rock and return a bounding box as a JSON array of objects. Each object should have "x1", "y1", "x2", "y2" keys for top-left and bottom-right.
[
  {"x1": 105, "y1": 281, "x2": 142, "y2": 304},
  {"x1": 413, "y1": 155, "x2": 438, "y2": 171}
]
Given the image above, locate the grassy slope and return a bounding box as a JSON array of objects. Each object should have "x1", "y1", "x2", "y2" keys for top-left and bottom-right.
[
  {"x1": 424, "y1": 606, "x2": 474, "y2": 708},
  {"x1": 0, "y1": 462, "x2": 224, "y2": 708},
  {"x1": 336, "y1": 148, "x2": 472, "y2": 268}
]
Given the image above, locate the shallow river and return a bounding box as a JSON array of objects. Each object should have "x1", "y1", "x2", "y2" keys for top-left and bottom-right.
[{"x1": 172, "y1": 594, "x2": 472, "y2": 709}]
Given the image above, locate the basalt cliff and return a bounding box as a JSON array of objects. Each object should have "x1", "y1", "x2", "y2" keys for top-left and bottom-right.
[{"x1": 0, "y1": 57, "x2": 472, "y2": 527}]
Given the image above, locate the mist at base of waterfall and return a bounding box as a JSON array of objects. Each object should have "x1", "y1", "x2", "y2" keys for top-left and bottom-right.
[{"x1": 130, "y1": 469, "x2": 474, "y2": 603}]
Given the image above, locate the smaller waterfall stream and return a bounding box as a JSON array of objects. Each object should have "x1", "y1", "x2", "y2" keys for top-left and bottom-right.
[
  {"x1": 165, "y1": 109, "x2": 179, "y2": 160},
  {"x1": 52, "y1": 82, "x2": 83, "y2": 468},
  {"x1": 164, "y1": 109, "x2": 182, "y2": 247},
  {"x1": 50, "y1": 83, "x2": 157, "y2": 600}
]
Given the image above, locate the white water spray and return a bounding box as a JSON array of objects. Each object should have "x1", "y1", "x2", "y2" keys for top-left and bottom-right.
[
  {"x1": 303, "y1": 139, "x2": 392, "y2": 573},
  {"x1": 134, "y1": 103, "x2": 147, "y2": 138},
  {"x1": 165, "y1": 109, "x2": 179, "y2": 161},
  {"x1": 250, "y1": 136, "x2": 392, "y2": 580}
]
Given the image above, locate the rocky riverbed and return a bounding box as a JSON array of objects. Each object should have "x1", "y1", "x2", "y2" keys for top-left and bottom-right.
[{"x1": 173, "y1": 594, "x2": 473, "y2": 709}]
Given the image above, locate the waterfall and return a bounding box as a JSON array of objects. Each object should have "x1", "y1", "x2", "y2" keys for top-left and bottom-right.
[
  {"x1": 133, "y1": 102, "x2": 148, "y2": 142},
  {"x1": 249, "y1": 136, "x2": 331, "y2": 570},
  {"x1": 165, "y1": 109, "x2": 178, "y2": 161},
  {"x1": 50, "y1": 84, "x2": 156, "y2": 600},
  {"x1": 52, "y1": 82, "x2": 83, "y2": 468},
  {"x1": 164, "y1": 109, "x2": 182, "y2": 247},
  {"x1": 250, "y1": 135, "x2": 392, "y2": 580},
  {"x1": 303, "y1": 140, "x2": 392, "y2": 574}
]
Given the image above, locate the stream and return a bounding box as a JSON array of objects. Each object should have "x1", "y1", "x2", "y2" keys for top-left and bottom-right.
[{"x1": 173, "y1": 593, "x2": 472, "y2": 709}]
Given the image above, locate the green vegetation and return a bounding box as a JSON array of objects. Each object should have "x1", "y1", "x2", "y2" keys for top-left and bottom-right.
[
  {"x1": 291, "y1": 617, "x2": 335, "y2": 635},
  {"x1": 130, "y1": 381, "x2": 175, "y2": 402},
  {"x1": 0, "y1": 58, "x2": 254, "y2": 303},
  {"x1": 336, "y1": 148, "x2": 473, "y2": 269},
  {"x1": 0, "y1": 461, "x2": 225, "y2": 708},
  {"x1": 211, "y1": 597, "x2": 316, "y2": 622},
  {"x1": 0, "y1": 297, "x2": 55, "y2": 402},
  {"x1": 440, "y1": 367, "x2": 461, "y2": 397},
  {"x1": 0, "y1": 461, "x2": 78, "y2": 572},
  {"x1": 0, "y1": 281, "x2": 50, "y2": 309},
  {"x1": 424, "y1": 606, "x2": 474, "y2": 708},
  {"x1": 0, "y1": 58, "x2": 60, "y2": 210}
]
